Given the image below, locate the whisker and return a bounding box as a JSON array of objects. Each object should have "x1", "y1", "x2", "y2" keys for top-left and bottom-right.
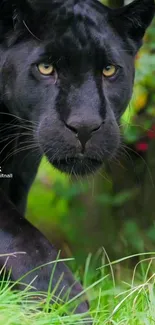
[
  {"x1": 17, "y1": 147, "x2": 41, "y2": 171},
  {"x1": 0, "y1": 135, "x2": 20, "y2": 162},
  {"x1": 0, "y1": 133, "x2": 34, "y2": 144},
  {"x1": 1, "y1": 143, "x2": 38, "y2": 165},
  {"x1": 0, "y1": 112, "x2": 38, "y2": 127},
  {"x1": 0, "y1": 124, "x2": 34, "y2": 134},
  {"x1": 23, "y1": 20, "x2": 41, "y2": 42}
]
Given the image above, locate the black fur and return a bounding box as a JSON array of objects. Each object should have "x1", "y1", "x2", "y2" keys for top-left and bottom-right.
[
  {"x1": 0, "y1": 0, "x2": 154, "y2": 318},
  {"x1": 0, "y1": 189, "x2": 90, "y2": 314}
]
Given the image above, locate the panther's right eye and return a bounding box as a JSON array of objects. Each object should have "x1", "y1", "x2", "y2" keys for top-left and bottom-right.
[
  {"x1": 37, "y1": 63, "x2": 54, "y2": 76},
  {"x1": 102, "y1": 65, "x2": 117, "y2": 78}
]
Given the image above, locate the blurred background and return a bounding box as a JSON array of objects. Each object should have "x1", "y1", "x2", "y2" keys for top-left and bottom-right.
[{"x1": 26, "y1": 0, "x2": 155, "y2": 276}]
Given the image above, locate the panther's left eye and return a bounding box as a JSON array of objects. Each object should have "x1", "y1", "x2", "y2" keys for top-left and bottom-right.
[
  {"x1": 102, "y1": 65, "x2": 117, "y2": 78},
  {"x1": 38, "y1": 63, "x2": 54, "y2": 76}
]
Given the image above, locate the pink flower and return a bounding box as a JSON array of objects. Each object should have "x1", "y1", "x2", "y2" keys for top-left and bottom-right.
[{"x1": 135, "y1": 142, "x2": 148, "y2": 152}]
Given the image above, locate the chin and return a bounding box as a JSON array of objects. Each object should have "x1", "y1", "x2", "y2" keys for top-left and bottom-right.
[{"x1": 49, "y1": 157, "x2": 103, "y2": 176}]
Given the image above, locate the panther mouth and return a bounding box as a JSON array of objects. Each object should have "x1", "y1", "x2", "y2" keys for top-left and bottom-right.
[{"x1": 51, "y1": 156, "x2": 103, "y2": 175}]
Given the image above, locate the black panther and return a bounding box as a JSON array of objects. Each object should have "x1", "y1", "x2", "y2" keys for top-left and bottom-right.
[{"x1": 0, "y1": 0, "x2": 154, "y2": 318}]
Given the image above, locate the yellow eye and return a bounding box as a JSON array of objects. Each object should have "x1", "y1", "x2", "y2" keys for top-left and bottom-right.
[
  {"x1": 38, "y1": 63, "x2": 54, "y2": 76},
  {"x1": 103, "y1": 65, "x2": 117, "y2": 78}
]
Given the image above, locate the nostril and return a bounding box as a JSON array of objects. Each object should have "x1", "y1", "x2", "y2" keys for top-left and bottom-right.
[
  {"x1": 65, "y1": 122, "x2": 102, "y2": 134},
  {"x1": 65, "y1": 122, "x2": 78, "y2": 134},
  {"x1": 92, "y1": 124, "x2": 102, "y2": 133}
]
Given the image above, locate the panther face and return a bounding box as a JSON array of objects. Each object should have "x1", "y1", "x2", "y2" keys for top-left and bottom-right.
[{"x1": 0, "y1": 0, "x2": 154, "y2": 175}]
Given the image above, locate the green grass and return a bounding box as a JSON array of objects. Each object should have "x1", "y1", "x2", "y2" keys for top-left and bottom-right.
[{"x1": 1, "y1": 254, "x2": 155, "y2": 325}]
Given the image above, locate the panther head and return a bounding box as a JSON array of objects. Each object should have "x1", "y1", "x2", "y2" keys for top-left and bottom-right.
[{"x1": 0, "y1": 0, "x2": 154, "y2": 175}]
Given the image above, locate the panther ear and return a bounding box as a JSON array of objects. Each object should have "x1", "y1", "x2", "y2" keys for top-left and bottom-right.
[{"x1": 109, "y1": 0, "x2": 155, "y2": 53}]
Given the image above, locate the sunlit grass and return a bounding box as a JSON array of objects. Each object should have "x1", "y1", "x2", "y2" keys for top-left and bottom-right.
[{"x1": 0, "y1": 253, "x2": 155, "y2": 324}]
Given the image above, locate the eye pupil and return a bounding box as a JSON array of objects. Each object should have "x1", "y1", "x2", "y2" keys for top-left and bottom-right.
[
  {"x1": 106, "y1": 66, "x2": 111, "y2": 70},
  {"x1": 103, "y1": 65, "x2": 117, "y2": 78},
  {"x1": 44, "y1": 64, "x2": 50, "y2": 69}
]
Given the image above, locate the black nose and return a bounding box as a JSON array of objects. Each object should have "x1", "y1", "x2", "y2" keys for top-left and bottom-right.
[{"x1": 66, "y1": 118, "x2": 102, "y2": 148}]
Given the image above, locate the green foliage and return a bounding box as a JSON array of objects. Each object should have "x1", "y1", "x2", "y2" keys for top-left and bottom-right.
[
  {"x1": 1, "y1": 254, "x2": 155, "y2": 324},
  {"x1": 97, "y1": 189, "x2": 138, "y2": 207},
  {"x1": 122, "y1": 20, "x2": 155, "y2": 144}
]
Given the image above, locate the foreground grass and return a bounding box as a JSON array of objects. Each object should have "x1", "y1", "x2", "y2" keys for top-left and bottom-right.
[{"x1": 1, "y1": 254, "x2": 155, "y2": 324}]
